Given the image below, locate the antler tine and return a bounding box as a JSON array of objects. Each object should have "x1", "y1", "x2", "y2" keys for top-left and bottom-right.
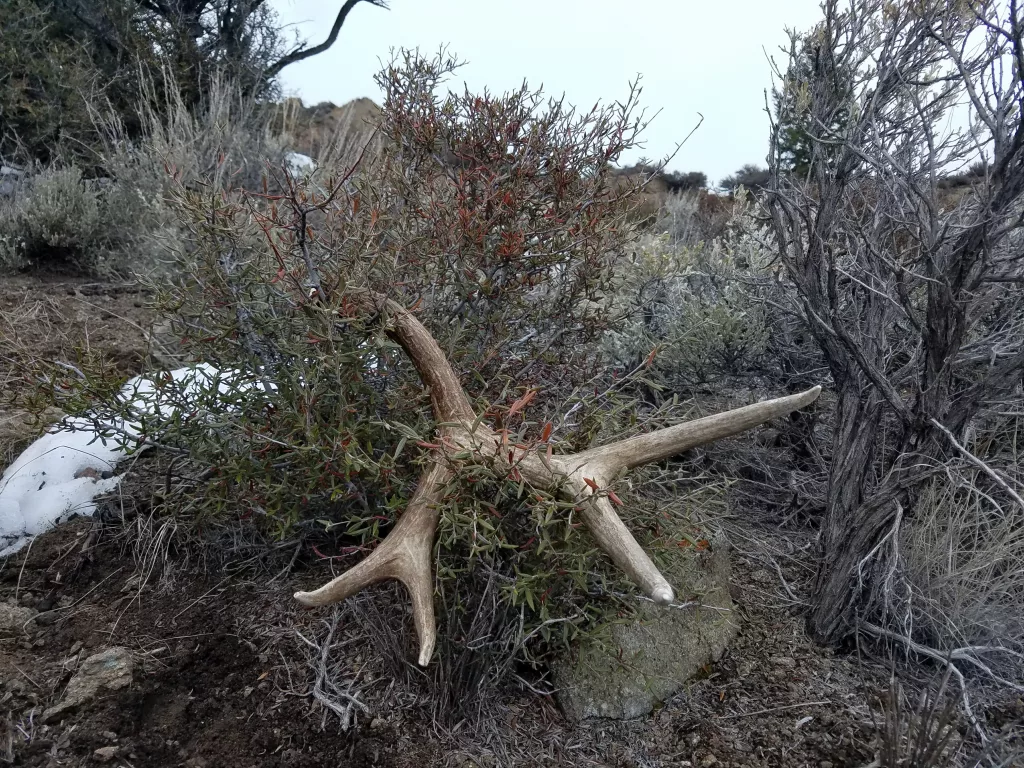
[
  {"x1": 577, "y1": 386, "x2": 822, "y2": 473},
  {"x1": 294, "y1": 463, "x2": 451, "y2": 666},
  {"x1": 575, "y1": 476, "x2": 674, "y2": 604},
  {"x1": 297, "y1": 291, "x2": 822, "y2": 666}
]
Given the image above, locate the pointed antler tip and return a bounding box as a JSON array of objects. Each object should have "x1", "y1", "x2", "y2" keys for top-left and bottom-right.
[{"x1": 652, "y1": 585, "x2": 674, "y2": 604}]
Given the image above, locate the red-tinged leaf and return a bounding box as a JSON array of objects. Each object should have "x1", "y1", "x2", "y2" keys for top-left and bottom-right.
[
  {"x1": 607, "y1": 490, "x2": 623, "y2": 506},
  {"x1": 695, "y1": 539, "x2": 711, "y2": 551},
  {"x1": 541, "y1": 422, "x2": 552, "y2": 442},
  {"x1": 583, "y1": 477, "x2": 599, "y2": 491},
  {"x1": 270, "y1": 267, "x2": 285, "y2": 284},
  {"x1": 677, "y1": 539, "x2": 692, "y2": 548},
  {"x1": 508, "y1": 388, "x2": 538, "y2": 417},
  {"x1": 353, "y1": 196, "x2": 360, "y2": 215},
  {"x1": 416, "y1": 440, "x2": 441, "y2": 449},
  {"x1": 644, "y1": 346, "x2": 659, "y2": 368}
]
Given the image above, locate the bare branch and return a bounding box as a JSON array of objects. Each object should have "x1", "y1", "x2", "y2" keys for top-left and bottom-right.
[{"x1": 263, "y1": 0, "x2": 388, "y2": 81}]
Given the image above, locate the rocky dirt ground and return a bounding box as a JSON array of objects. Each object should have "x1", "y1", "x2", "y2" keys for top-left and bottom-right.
[{"x1": 0, "y1": 277, "x2": 1007, "y2": 767}]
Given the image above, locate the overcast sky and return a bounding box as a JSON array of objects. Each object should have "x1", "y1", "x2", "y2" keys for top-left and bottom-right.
[{"x1": 270, "y1": 1, "x2": 824, "y2": 184}]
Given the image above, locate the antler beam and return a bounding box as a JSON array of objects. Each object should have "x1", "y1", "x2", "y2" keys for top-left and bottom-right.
[{"x1": 295, "y1": 292, "x2": 821, "y2": 664}]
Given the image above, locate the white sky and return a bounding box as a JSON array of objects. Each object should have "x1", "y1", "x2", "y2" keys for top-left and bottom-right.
[{"x1": 271, "y1": 1, "x2": 824, "y2": 184}]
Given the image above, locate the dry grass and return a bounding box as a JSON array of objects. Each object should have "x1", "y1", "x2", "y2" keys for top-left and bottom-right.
[
  {"x1": 901, "y1": 442, "x2": 1024, "y2": 671},
  {"x1": 874, "y1": 668, "x2": 961, "y2": 768}
]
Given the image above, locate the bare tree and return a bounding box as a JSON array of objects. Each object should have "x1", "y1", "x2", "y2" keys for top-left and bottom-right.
[{"x1": 765, "y1": 0, "x2": 1024, "y2": 643}]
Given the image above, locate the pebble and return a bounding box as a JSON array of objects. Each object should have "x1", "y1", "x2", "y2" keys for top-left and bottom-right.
[{"x1": 93, "y1": 746, "x2": 118, "y2": 762}]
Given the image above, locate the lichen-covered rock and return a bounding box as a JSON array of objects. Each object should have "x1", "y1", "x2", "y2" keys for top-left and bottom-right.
[
  {"x1": 553, "y1": 532, "x2": 738, "y2": 720},
  {"x1": 43, "y1": 647, "x2": 134, "y2": 722}
]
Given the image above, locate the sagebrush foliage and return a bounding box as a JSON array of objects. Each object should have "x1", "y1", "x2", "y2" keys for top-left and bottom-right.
[{"x1": 1, "y1": 68, "x2": 293, "y2": 276}]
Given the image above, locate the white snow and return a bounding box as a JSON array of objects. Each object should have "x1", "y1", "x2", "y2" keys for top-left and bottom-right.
[
  {"x1": 0, "y1": 420, "x2": 123, "y2": 556},
  {"x1": 285, "y1": 152, "x2": 316, "y2": 177},
  {"x1": 0, "y1": 364, "x2": 249, "y2": 557}
]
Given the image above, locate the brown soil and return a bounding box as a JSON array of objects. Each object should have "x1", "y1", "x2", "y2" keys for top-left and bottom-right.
[
  {"x1": 0, "y1": 276, "x2": 977, "y2": 768},
  {"x1": 0, "y1": 276, "x2": 157, "y2": 463}
]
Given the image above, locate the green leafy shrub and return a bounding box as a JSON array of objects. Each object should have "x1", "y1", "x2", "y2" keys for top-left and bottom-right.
[
  {"x1": 34, "y1": 51, "x2": 721, "y2": 716},
  {"x1": 0, "y1": 162, "x2": 178, "y2": 273}
]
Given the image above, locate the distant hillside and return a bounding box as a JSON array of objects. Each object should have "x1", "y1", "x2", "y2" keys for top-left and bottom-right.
[{"x1": 272, "y1": 97, "x2": 383, "y2": 162}]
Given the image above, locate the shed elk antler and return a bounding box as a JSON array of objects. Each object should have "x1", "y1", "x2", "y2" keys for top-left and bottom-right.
[{"x1": 294, "y1": 293, "x2": 820, "y2": 665}]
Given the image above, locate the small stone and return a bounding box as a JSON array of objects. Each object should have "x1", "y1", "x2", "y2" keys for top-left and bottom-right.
[
  {"x1": 819, "y1": 762, "x2": 834, "y2": 768},
  {"x1": 101, "y1": 731, "x2": 118, "y2": 741},
  {"x1": 699, "y1": 754, "x2": 718, "y2": 767},
  {"x1": 43, "y1": 647, "x2": 134, "y2": 722},
  {"x1": 93, "y1": 746, "x2": 118, "y2": 762},
  {"x1": 773, "y1": 656, "x2": 797, "y2": 669},
  {"x1": 370, "y1": 717, "x2": 385, "y2": 729},
  {"x1": 0, "y1": 602, "x2": 37, "y2": 631}
]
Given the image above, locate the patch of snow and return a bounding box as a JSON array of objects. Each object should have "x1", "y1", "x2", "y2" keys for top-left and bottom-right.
[
  {"x1": 285, "y1": 152, "x2": 316, "y2": 177},
  {"x1": 0, "y1": 420, "x2": 122, "y2": 556},
  {"x1": 0, "y1": 364, "x2": 249, "y2": 557}
]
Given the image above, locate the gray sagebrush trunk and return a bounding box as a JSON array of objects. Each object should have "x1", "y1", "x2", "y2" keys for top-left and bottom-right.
[{"x1": 806, "y1": 384, "x2": 889, "y2": 644}]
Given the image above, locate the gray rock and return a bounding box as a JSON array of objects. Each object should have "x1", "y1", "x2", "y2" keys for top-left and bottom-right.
[
  {"x1": 553, "y1": 532, "x2": 738, "y2": 721},
  {"x1": 93, "y1": 746, "x2": 119, "y2": 762},
  {"x1": 43, "y1": 647, "x2": 134, "y2": 722},
  {"x1": 0, "y1": 601, "x2": 37, "y2": 632}
]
